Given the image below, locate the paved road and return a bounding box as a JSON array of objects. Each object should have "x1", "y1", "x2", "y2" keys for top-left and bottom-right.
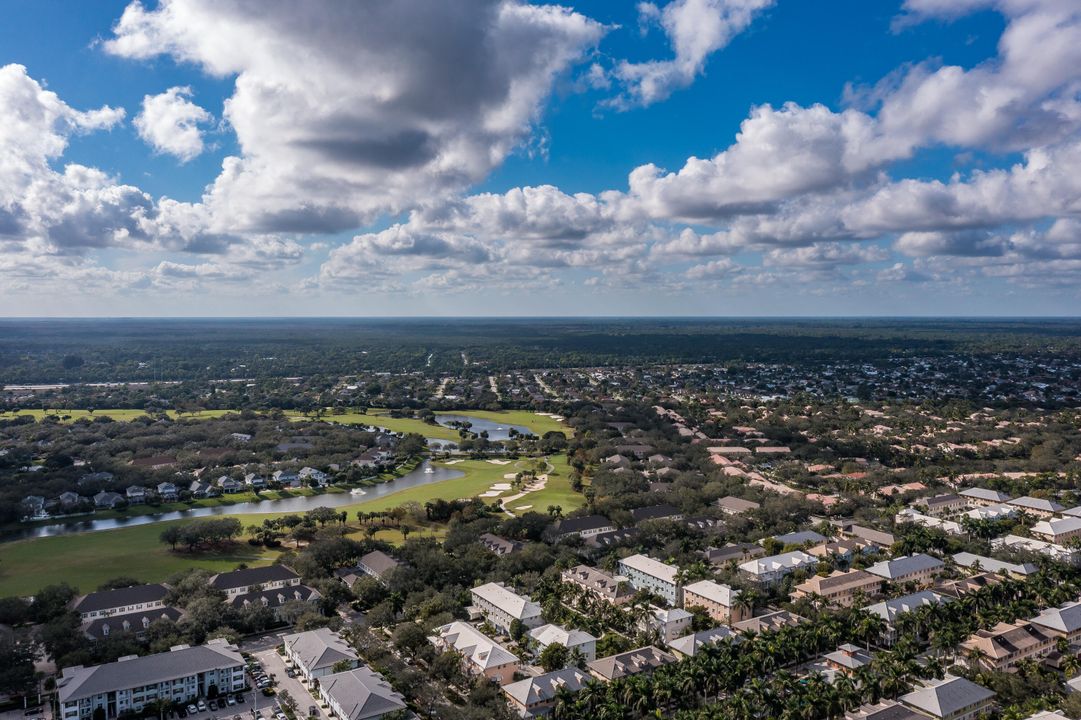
[{"x1": 252, "y1": 649, "x2": 327, "y2": 720}]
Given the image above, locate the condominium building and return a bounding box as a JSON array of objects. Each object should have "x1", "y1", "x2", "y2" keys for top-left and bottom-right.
[
  {"x1": 959, "y1": 621, "x2": 1055, "y2": 672},
  {"x1": 1031, "y1": 517, "x2": 1081, "y2": 544},
  {"x1": 470, "y1": 582, "x2": 543, "y2": 634},
  {"x1": 1030, "y1": 601, "x2": 1081, "y2": 644},
  {"x1": 57, "y1": 640, "x2": 245, "y2": 720},
  {"x1": 682, "y1": 580, "x2": 747, "y2": 623},
  {"x1": 502, "y1": 668, "x2": 590, "y2": 718},
  {"x1": 899, "y1": 676, "x2": 995, "y2": 720},
  {"x1": 283, "y1": 628, "x2": 358, "y2": 682},
  {"x1": 866, "y1": 554, "x2": 944, "y2": 587},
  {"x1": 791, "y1": 569, "x2": 883, "y2": 608},
  {"x1": 528, "y1": 624, "x2": 597, "y2": 663},
  {"x1": 739, "y1": 550, "x2": 817, "y2": 585},
  {"x1": 617, "y1": 554, "x2": 682, "y2": 606},
  {"x1": 428, "y1": 622, "x2": 520, "y2": 685},
  {"x1": 317, "y1": 665, "x2": 406, "y2": 720},
  {"x1": 560, "y1": 565, "x2": 635, "y2": 605}
]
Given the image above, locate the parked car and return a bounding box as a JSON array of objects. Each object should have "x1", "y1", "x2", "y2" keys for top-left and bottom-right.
[
  {"x1": 276, "y1": 713, "x2": 287, "y2": 720},
  {"x1": 209, "y1": 701, "x2": 218, "y2": 711},
  {"x1": 285, "y1": 669, "x2": 295, "y2": 678},
  {"x1": 186, "y1": 705, "x2": 198, "y2": 714},
  {"x1": 227, "y1": 696, "x2": 236, "y2": 706},
  {"x1": 197, "y1": 701, "x2": 207, "y2": 712},
  {"x1": 235, "y1": 695, "x2": 246, "y2": 704}
]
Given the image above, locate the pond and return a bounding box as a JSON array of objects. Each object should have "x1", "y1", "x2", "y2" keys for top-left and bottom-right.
[
  {"x1": 2, "y1": 460, "x2": 464, "y2": 542},
  {"x1": 434, "y1": 414, "x2": 533, "y2": 441}
]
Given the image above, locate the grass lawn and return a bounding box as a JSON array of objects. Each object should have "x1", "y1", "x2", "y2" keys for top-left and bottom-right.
[
  {"x1": 0, "y1": 521, "x2": 280, "y2": 597},
  {"x1": 285, "y1": 410, "x2": 462, "y2": 442},
  {"x1": 505, "y1": 455, "x2": 584, "y2": 515},
  {"x1": 0, "y1": 455, "x2": 584, "y2": 596}
]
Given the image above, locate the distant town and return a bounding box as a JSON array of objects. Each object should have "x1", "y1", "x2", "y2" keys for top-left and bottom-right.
[{"x1": 2, "y1": 319, "x2": 1081, "y2": 720}]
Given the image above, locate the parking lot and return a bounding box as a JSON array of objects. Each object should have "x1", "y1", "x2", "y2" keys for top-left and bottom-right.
[
  {"x1": 174, "y1": 689, "x2": 258, "y2": 720},
  {"x1": 251, "y1": 649, "x2": 328, "y2": 720}
]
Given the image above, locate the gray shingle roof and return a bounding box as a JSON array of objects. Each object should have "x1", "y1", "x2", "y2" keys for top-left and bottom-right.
[
  {"x1": 900, "y1": 676, "x2": 994, "y2": 718},
  {"x1": 210, "y1": 564, "x2": 299, "y2": 590},
  {"x1": 319, "y1": 665, "x2": 406, "y2": 720},
  {"x1": 72, "y1": 583, "x2": 169, "y2": 614},
  {"x1": 502, "y1": 668, "x2": 590, "y2": 705},
  {"x1": 283, "y1": 628, "x2": 357, "y2": 673},
  {"x1": 58, "y1": 640, "x2": 242, "y2": 703}
]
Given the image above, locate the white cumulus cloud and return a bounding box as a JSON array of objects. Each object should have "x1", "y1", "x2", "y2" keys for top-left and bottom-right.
[{"x1": 134, "y1": 86, "x2": 212, "y2": 161}]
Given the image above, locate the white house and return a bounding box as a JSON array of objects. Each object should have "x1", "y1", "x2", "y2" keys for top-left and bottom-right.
[
  {"x1": 617, "y1": 554, "x2": 682, "y2": 606},
  {"x1": 528, "y1": 624, "x2": 597, "y2": 663},
  {"x1": 470, "y1": 582, "x2": 543, "y2": 634}
]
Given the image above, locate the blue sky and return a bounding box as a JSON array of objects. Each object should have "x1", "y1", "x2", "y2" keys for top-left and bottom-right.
[{"x1": 0, "y1": 0, "x2": 1078, "y2": 316}]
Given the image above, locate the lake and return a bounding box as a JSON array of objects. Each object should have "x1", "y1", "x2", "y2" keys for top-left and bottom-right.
[
  {"x1": 434, "y1": 414, "x2": 533, "y2": 441},
  {"x1": 2, "y1": 460, "x2": 464, "y2": 542}
]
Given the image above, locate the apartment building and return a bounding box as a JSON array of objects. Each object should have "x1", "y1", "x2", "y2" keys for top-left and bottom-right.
[
  {"x1": 560, "y1": 565, "x2": 635, "y2": 605},
  {"x1": 959, "y1": 621, "x2": 1055, "y2": 671},
  {"x1": 899, "y1": 676, "x2": 995, "y2": 720},
  {"x1": 283, "y1": 628, "x2": 358, "y2": 682},
  {"x1": 1030, "y1": 601, "x2": 1081, "y2": 644},
  {"x1": 57, "y1": 640, "x2": 245, "y2": 720},
  {"x1": 318, "y1": 665, "x2": 406, "y2": 720},
  {"x1": 791, "y1": 569, "x2": 883, "y2": 608},
  {"x1": 1031, "y1": 517, "x2": 1081, "y2": 544},
  {"x1": 502, "y1": 668, "x2": 589, "y2": 718},
  {"x1": 739, "y1": 550, "x2": 817, "y2": 585},
  {"x1": 428, "y1": 622, "x2": 520, "y2": 685},
  {"x1": 959, "y1": 488, "x2": 1012, "y2": 508},
  {"x1": 470, "y1": 582, "x2": 543, "y2": 634},
  {"x1": 617, "y1": 554, "x2": 682, "y2": 606},
  {"x1": 528, "y1": 624, "x2": 597, "y2": 663},
  {"x1": 866, "y1": 554, "x2": 944, "y2": 588},
  {"x1": 682, "y1": 580, "x2": 747, "y2": 623}
]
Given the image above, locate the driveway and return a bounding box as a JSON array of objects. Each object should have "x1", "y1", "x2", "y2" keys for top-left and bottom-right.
[{"x1": 251, "y1": 650, "x2": 328, "y2": 720}]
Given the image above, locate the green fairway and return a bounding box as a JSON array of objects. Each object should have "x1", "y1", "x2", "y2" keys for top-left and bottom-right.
[
  {"x1": 0, "y1": 455, "x2": 584, "y2": 596},
  {"x1": 288, "y1": 410, "x2": 462, "y2": 441},
  {"x1": 0, "y1": 521, "x2": 279, "y2": 597}
]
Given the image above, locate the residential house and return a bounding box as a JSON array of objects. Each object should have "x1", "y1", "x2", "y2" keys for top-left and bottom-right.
[
  {"x1": 210, "y1": 565, "x2": 321, "y2": 616},
  {"x1": 318, "y1": 665, "x2": 406, "y2": 720},
  {"x1": 791, "y1": 569, "x2": 883, "y2": 608},
  {"x1": 470, "y1": 582, "x2": 543, "y2": 634},
  {"x1": 959, "y1": 621, "x2": 1055, "y2": 671},
  {"x1": 640, "y1": 606, "x2": 693, "y2": 643},
  {"x1": 1008, "y1": 496, "x2": 1065, "y2": 518},
  {"x1": 866, "y1": 591, "x2": 949, "y2": 646},
  {"x1": 824, "y1": 644, "x2": 873, "y2": 674},
  {"x1": 560, "y1": 565, "x2": 634, "y2": 605},
  {"x1": 716, "y1": 496, "x2": 760, "y2": 516},
  {"x1": 1030, "y1": 601, "x2": 1081, "y2": 644},
  {"x1": 951, "y1": 552, "x2": 1037, "y2": 578},
  {"x1": 866, "y1": 554, "x2": 944, "y2": 587},
  {"x1": 732, "y1": 610, "x2": 805, "y2": 634},
  {"x1": 356, "y1": 551, "x2": 401, "y2": 584},
  {"x1": 528, "y1": 624, "x2": 597, "y2": 663},
  {"x1": 188, "y1": 480, "x2": 214, "y2": 498},
  {"x1": 630, "y1": 504, "x2": 683, "y2": 524},
  {"x1": 962, "y1": 503, "x2": 1018, "y2": 522},
  {"x1": 669, "y1": 627, "x2": 739, "y2": 659},
  {"x1": 156, "y1": 482, "x2": 179, "y2": 502},
  {"x1": 244, "y1": 473, "x2": 267, "y2": 490},
  {"x1": 617, "y1": 555, "x2": 682, "y2": 606},
  {"x1": 704, "y1": 543, "x2": 765, "y2": 567},
  {"x1": 549, "y1": 515, "x2": 614, "y2": 540},
  {"x1": 739, "y1": 550, "x2": 818, "y2": 585},
  {"x1": 93, "y1": 491, "x2": 124, "y2": 509},
  {"x1": 993, "y1": 535, "x2": 1080, "y2": 566},
  {"x1": 586, "y1": 646, "x2": 677, "y2": 682},
  {"x1": 298, "y1": 467, "x2": 329, "y2": 486},
  {"x1": 125, "y1": 486, "x2": 148, "y2": 503},
  {"x1": 216, "y1": 476, "x2": 242, "y2": 494},
  {"x1": 58, "y1": 491, "x2": 82, "y2": 508},
  {"x1": 428, "y1": 622, "x2": 519, "y2": 685},
  {"x1": 502, "y1": 668, "x2": 590, "y2": 718},
  {"x1": 73, "y1": 584, "x2": 170, "y2": 621},
  {"x1": 916, "y1": 494, "x2": 965, "y2": 517},
  {"x1": 844, "y1": 701, "x2": 930, "y2": 720},
  {"x1": 479, "y1": 533, "x2": 523, "y2": 556},
  {"x1": 57, "y1": 639, "x2": 245, "y2": 720},
  {"x1": 682, "y1": 580, "x2": 747, "y2": 623},
  {"x1": 959, "y1": 488, "x2": 1012, "y2": 507},
  {"x1": 1031, "y1": 517, "x2": 1081, "y2": 544},
  {"x1": 773, "y1": 530, "x2": 828, "y2": 547},
  {"x1": 499, "y1": 665, "x2": 588, "y2": 713},
  {"x1": 283, "y1": 628, "x2": 358, "y2": 682},
  {"x1": 898, "y1": 676, "x2": 995, "y2": 720}
]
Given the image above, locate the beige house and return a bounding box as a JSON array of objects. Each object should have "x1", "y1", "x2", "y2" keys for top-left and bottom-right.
[
  {"x1": 959, "y1": 621, "x2": 1055, "y2": 672},
  {"x1": 428, "y1": 622, "x2": 520, "y2": 685},
  {"x1": 561, "y1": 565, "x2": 635, "y2": 605},
  {"x1": 1030, "y1": 517, "x2": 1081, "y2": 544},
  {"x1": 791, "y1": 569, "x2": 883, "y2": 608},
  {"x1": 682, "y1": 580, "x2": 748, "y2": 623}
]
